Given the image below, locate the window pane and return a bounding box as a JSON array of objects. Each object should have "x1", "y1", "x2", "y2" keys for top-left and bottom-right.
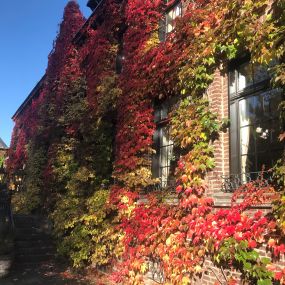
[
  {"x1": 161, "y1": 169, "x2": 169, "y2": 188},
  {"x1": 238, "y1": 63, "x2": 253, "y2": 91},
  {"x1": 151, "y1": 129, "x2": 160, "y2": 178},
  {"x1": 161, "y1": 126, "x2": 169, "y2": 145},
  {"x1": 166, "y1": 10, "x2": 174, "y2": 33},
  {"x1": 262, "y1": 89, "x2": 282, "y2": 119},
  {"x1": 161, "y1": 167, "x2": 169, "y2": 180},
  {"x1": 229, "y1": 71, "x2": 236, "y2": 96},
  {"x1": 240, "y1": 126, "x2": 255, "y2": 155},
  {"x1": 174, "y1": 5, "x2": 182, "y2": 17},
  {"x1": 153, "y1": 97, "x2": 177, "y2": 187},
  {"x1": 154, "y1": 101, "x2": 169, "y2": 122},
  {"x1": 270, "y1": 149, "x2": 284, "y2": 166},
  {"x1": 255, "y1": 121, "x2": 271, "y2": 152},
  {"x1": 161, "y1": 102, "x2": 169, "y2": 120},
  {"x1": 230, "y1": 60, "x2": 283, "y2": 176},
  {"x1": 230, "y1": 102, "x2": 240, "y2": 174},
  {"x1": 160, "y1": 144, "x2": 173, "y2": 167},
  {"x1": 269, "y1": 119, "x2": 282, "y2": 148},
  {"x1": 241, "y1": 154, "x2": 255, "y2": 173},
  {"x1": 160, "y1": 146, "x2": 168, "y2": 169},
  {"x1": 253, "y1": 94, "x2": 264, "y2": 120},
  {"x1": 256, "y1": 151, "x2": 271, "y2": 171},
  {"x1": 158, "y1": 125, "x2": 174, "y2": 187},
  {"x1": 253, "y1": 63, "x2": 269, "y2": 84},
  {"x1": 165, "y1": 2, "x2": 182, "y2": 34},
  {"x1": 239, "y1": 96, "x2": 257, "y2": 127},
  {"x1": 154, "y1": 108, "x2": 161, "y2": 123}
]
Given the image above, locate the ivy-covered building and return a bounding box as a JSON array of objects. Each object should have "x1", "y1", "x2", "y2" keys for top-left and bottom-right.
[
  {"x1": 9, "y1": 0, "x2": 285, "y2": 284},
  {"x1": 0, "y1": 138, "x2": 8, "y2": 155}
]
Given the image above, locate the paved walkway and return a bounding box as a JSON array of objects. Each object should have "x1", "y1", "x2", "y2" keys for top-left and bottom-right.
[
  {"x1": 2, "y1": 260, "x2": 90, "y2": 285},
  {"x1": 1, "y1": 214, "x2": 92, "y2": 285}
]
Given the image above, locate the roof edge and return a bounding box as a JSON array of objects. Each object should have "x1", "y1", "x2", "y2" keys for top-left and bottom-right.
[
  {"x1": 73, "y1": 0, "x2": 105, "y2": 44},
  {"x1": 0, "y1": 138, "x2": 8, "y2": 149},
  {"x1": 13, "y1": 1, "x2": 106, "y2": 120},
  {"x1": 12, "y1": 75, "x2": 46, "y2": 121}
]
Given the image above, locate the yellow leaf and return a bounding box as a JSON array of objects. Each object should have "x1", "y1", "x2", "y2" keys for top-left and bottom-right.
[
  {"x1": 140, "y1": 263, "x2": 148, "y2": 274},
  {"x1": 166, "y1": 236, "x2": 172, "y2": 246},
  {"x1": 182, "y1": 276, "x2": 191, "y2": 285},
  {"x1": 194, "y1": 265, "x2": 202, "y2": 273},
  {"x1": 200, "y1": 133, "x2": 207, "y2": 140}
]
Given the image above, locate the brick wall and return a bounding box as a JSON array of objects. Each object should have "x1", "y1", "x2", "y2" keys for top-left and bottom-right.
[
  {"x1": 206, "y1": 68, "x2": 231, "y2": 205},
  {"x1": 193, "y1": 69, "x2": 285, "y2": 284}
]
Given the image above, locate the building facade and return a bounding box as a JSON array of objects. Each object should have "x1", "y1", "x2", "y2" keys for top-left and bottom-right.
[
  {"x1": 9, "y1": 0, "x2": 285, "y2": 284},
  {"x1": 0, "y1": 138, "x2": 8, "y2": 160}
]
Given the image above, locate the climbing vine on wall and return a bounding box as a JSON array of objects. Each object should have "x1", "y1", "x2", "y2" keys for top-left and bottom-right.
[
  {"x1": 110, "y1": 0, "x2": 285, "y2": 284},
  {"x1": 7, "y1": 0, "x2": 285, "y2": 284}
]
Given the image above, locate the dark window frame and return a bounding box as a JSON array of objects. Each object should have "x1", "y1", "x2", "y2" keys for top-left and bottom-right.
[
  {"x1": 229, "y1": 58, "x2": 283, "y2": 175},
  {"x1": 152, "y1": 98, "x2": 178, "y2": 188},
  {"x1": 159, "y1": 0, "x2": 182, "y2": 42}
]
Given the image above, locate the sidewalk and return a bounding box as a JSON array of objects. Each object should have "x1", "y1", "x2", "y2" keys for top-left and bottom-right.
[{"x1": 1, "y1": 260, "x2": 91, "y2": 285}]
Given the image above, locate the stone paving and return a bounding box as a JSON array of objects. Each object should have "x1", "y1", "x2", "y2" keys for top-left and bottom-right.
[
  {"x1": 1, "y1": 215, "x2": 92, "y2": 285},
  {"x1": 1, "y1": 260, "x2": 90, "y2": 285}
]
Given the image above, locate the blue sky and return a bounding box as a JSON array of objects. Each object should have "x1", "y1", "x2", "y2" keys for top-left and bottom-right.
[{"x1": 0, "y1": 0, "x2": 91, "y2": 146}]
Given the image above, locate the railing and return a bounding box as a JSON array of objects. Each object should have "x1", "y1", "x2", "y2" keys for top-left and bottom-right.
[
  {"x1": 148, "y1": 256, "x2": 164, "y2": 284},
  {"x1": 221, "y1": 171, "x2": 275, "y2": 193},
  {"x1": 141, "y1": 171, "x2": 282, "y2": 195},
  {"x1": 143, "y1": 179, "x2": 176, "y2": 194}
]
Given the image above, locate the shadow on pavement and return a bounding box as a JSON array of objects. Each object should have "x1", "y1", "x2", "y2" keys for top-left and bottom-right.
[{"x1": 1, "y1": 260, "x2": 90, "y2": 285}]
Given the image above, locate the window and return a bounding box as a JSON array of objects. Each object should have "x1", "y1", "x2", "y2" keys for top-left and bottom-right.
[
  {"x1": 165, "y1": 1, "x2": 182, "y2": 34},
  {"x1": 159, "y1": 1, "x2": 182, "y2": 41},
  {"x1": 152, "y1": 100, "x2": 176, "y2": 188},
  {"x1": 229, "y1": 59, "x2": 283, "y2": 176}
]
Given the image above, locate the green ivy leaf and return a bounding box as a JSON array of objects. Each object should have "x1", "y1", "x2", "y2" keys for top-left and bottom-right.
[{"x1": 257, "y1": 279, "x2": 272, "y2": 285}]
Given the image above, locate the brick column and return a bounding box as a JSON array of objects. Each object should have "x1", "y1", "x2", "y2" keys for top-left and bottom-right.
[{"x1": 206, "y1": 68, "x2": 231, "y2": 205}]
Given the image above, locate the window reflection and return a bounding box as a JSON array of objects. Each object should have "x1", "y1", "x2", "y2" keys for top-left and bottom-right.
[
  {"x1": 154, "y1": 100, "x2": 172, "y2": 123},
  {"x1": 253, "y1": 64, "x2": 269, "y2": 84},
  {"x1": 229, "y1": 71, "x2": 236, "y2": 96},
  {"x1": 240, "y1": 126, "x2": 254, "y2": 155},
  {"x1": 238, "y1": 90, "x2": 282, "y2": 173},
  {"x1": 262, "y1": 89, "x2": 282, "y2": 118},
  {"x1": 153, "y1": 99, "x2": 176, "y2": 188},
  {"x1": 241, "y1": 154, "x2": 254, "y2": 174},
  {"x1": 239, "y1": 97, "x2": 256, "y2": 127},
  {"x1": 232, "y1": 62, "x2": 271, "y2": 94},
  {"x1": 166, "y1": 2, "x2": 182, "y2": 34},
  {"x1": 230, "y1": 60, "x2": 283, "y2": 175},
  {"x1": 238, "y1": 62, "x2": 253, "y2": 91},
  {"x1": 159, "y1": 126, "x2": 174, "y2": 187}
]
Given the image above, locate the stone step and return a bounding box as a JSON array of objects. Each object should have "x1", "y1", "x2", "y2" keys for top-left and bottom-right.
[
  {"x1": 13, "y1": 215, "x2": 40, "y2": 222},
  {"x1": 16, "y1": 253, "x2": 55, "y2": 263},
  {"x1": 9, "y1": 260, "x2": 54, "y2": 271},
  {"x1": 14, "y1": 224, "x2": 41, "y2": 230},
  {"x1": 15, "y1": 233, "x2": 53, "y2": 241},
  {"x1": 14, "y1": 227, "x2": 51, "y2": 236},
  {"x1": 0, "y1": 215, "x2": 88, "y2": 285},
  {"x1": 15, "y1": 239, "x2": 55, "y2": 249},
  {"x1": 16, "y1": 245, "x2": 56, "y2": 255},
  {"x1": 12, "y1": 214, "x2": 58, "y2": 268},
  {"x1": 13, "y1": 215, "x2": 48, "y2": 227}
]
